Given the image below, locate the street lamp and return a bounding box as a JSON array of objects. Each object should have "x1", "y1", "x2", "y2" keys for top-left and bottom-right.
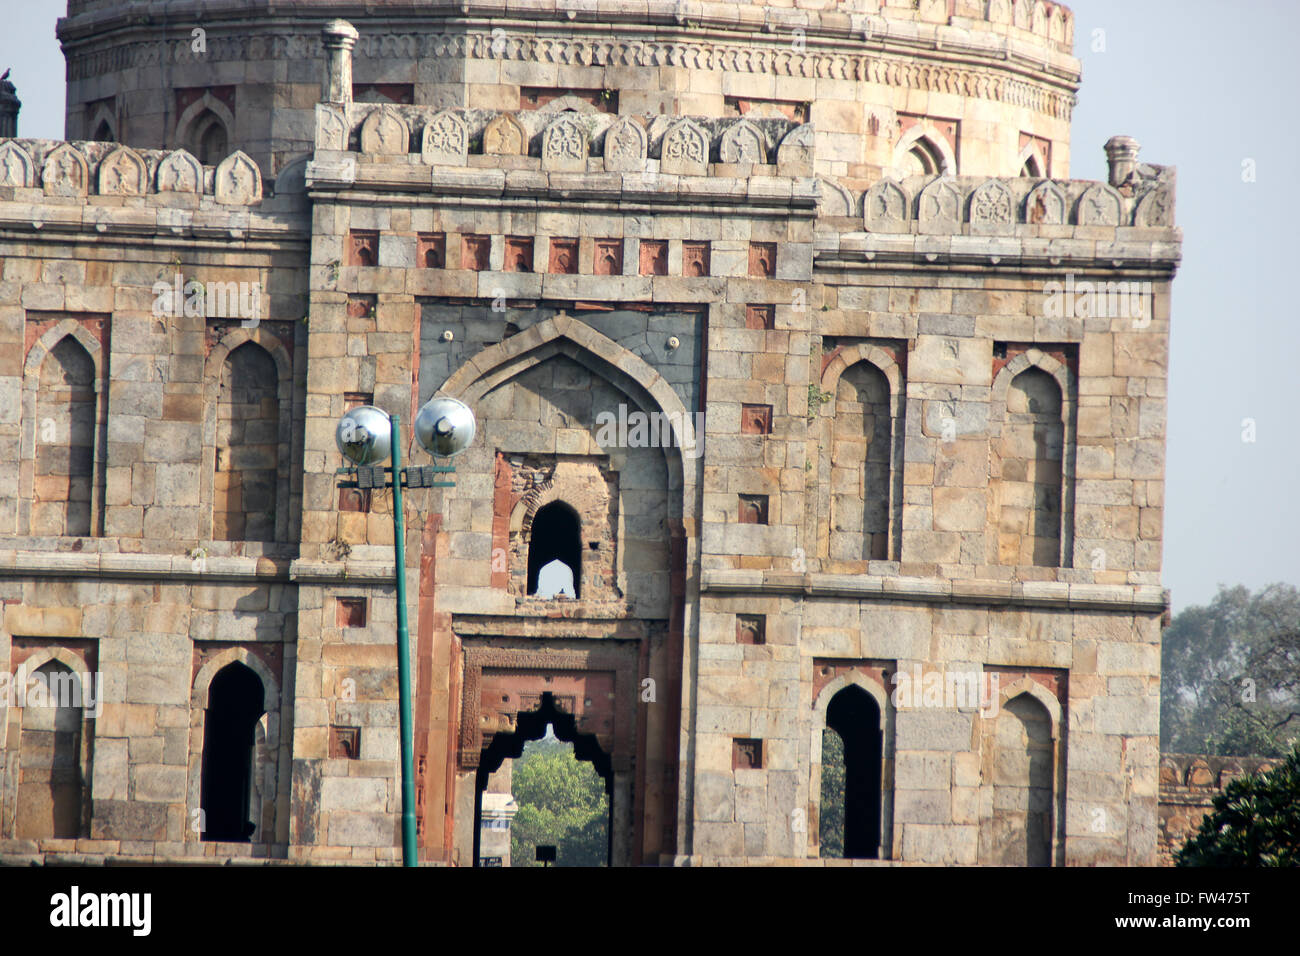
[{"x1": 334, "y1": 396, "x2": 476, "y2": 866}]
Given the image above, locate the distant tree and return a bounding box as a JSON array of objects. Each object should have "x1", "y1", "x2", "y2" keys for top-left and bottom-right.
[
  {"x1": 819, "y1": 729, "x2": 846, "y2": 857},
  {"x1": 1161, "y1": 584, "x2": 1300, "y2": 757},
  {"x1": 509, "y1": 736, "x2": 608, "y2": 867},
  {"x1": 1177, "y1": 745, "x2": 1300, "y2": 867}
]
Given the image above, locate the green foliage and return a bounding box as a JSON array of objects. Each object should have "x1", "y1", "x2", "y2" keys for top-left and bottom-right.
[
  {"x1": 509, "y1": 736, "x2": 608, "y2": 867},
  {"x1": 819, "y1": 729, "x2": 846, "y2": 857},
  {"x1": 1161, "y1": 584, "x2": 1300, "y2": 757},
  {"x1": 807, "y1": 383, "x2": 833, "y2": 422},
  {"x1": 1177, "y1": 745, "x2": 1300, "y2": 867}
]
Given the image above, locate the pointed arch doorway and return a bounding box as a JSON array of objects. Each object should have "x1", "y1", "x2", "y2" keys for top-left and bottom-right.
[
  {"x1": 473, "y1": 692, "x2": 613, "y2": 867},
  {"x1": 455, "y1": 642, "x2": 640, "y2": 866}
]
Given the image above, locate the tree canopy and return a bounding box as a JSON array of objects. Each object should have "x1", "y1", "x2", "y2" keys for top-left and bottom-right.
[
  {"x1": 1177, "y1": 745, "x2": 1300, "y2": 867},
  {"x1": 1161, "y1": 583, "x2": 1300, "y2": 757},
  {"x1": 509, "y1": 734, "x2": 608, "y2": 867}
]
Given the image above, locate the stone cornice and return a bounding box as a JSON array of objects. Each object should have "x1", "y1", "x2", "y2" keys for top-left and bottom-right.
[
  {"x1": 0, "y1": 550, "x2": 297, "y2": 583},
  {"x1": 701, "y1": 568, "x2": 1169, "y2": 614},
  {"x1": 815, "y1": 232, "x2": 1183, "y2": 275},
  {"x1": 306, "y1": 159, "x2": 820, "y2": 213},
  {"x1": 59, "y1": 19, "x2": 1078, "y2": 120},
  {"x1": 0, "y1": 551, "x2": 401, "y2": 585}
]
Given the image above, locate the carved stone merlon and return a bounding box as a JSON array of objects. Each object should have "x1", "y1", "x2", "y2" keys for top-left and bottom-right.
[
  {"x1": 1105, "y1": 135, "x2": 1141, "y2": 187},
  {"x1": 321, "y1": 19, "x2": 360, "y2": 105}
]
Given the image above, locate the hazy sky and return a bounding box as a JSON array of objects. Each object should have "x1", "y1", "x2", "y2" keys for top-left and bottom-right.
[{"x1": 2, "y1": 1, "x2": 1296, "y2": 612}]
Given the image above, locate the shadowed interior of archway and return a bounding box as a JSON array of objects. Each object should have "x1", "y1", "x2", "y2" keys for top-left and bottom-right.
[
  {"x1": 200, "y1": 661, "x2": 265, "y2": 842},
  {"x1": 821, "y1": 684, "x2": 883, "y2": 860},
  {"x1": 473, "y1": 691, "x2": 613, "y2": 866}
]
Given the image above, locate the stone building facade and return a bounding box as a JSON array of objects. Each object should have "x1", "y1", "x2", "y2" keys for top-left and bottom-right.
[{"x1": 0, "y1": 0, "x2": 1182, "y2": 865}]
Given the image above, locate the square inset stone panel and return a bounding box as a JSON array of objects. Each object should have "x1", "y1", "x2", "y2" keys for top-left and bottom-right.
[
  {"x1": 745, "y1": 305, "x2": 775, "y2": 330},
  {"x1": 349, "y1": 230, "x2": 378, "y2": 267},
  {"x1": 462, "y1": 235, "x2": 491, "y2": 271},
  {"x1": 738, "y1": 494, "x2": 768, "y2": 525},
  {"x1": 549, "y1": 238, "x2": 579, "y2": 274},
  {"x1": 504, "y1": 237, "x2": 534, "y2": 273},
  {"x1": 683, "y1": 241, "x2": 711, "y2": 277},
  {"x1": 740, "y1": 404, "x2": 772, "y2": 435},
  {"x1": 639, "y1": 240, "x2": 668, "y2": 276},
  {"x1": 338, "y1": 487, "x2": 371, "y2": 513},
  {"x1": 347, "y1": 294, "x2": 376, "y2": 319},
  {"x1": 748, "y1": 242, "x2": 776, "y2": 278},
  {"x1": 733, "y1": 738, "x2": 763, "y2": 770},
  {"x1": 594, "y1": 239, "x2": 623, "y2": 276},
  {"x1": 736, "y1": 614, "x2": 766, "y2": 645},
  {"x1": 329, "y1": 725, "x2": 361, "y2": 759},
  {"x1": 418, "y1": 233, "x2": 446, "y2": 269},
  {"x1": 336, "y1": 597, "x2": 367, "y2": 627}
]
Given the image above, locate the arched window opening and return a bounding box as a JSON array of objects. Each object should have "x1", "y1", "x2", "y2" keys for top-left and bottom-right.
[
  {"x1": 999, "y1": 367, "x2": 1063, "y2": 567},
  {"x1": 901, "y1": 136, "x2": 945, "y2": 177},
  {"x1": 189, "y1": 110, "x2": 229, "y2": 166},
  {"x1": 200, "y1": 662, "x2": 265, "y2": 842},
  {"x1": 92, "y1": 120, "x2": 114, "y2": 143},
  {"x1": 986, "y1": 693, "x2": 1054, "y2": 866},
  {"x1": 214, "y1": 342, "x2": 279, "y2": 542},
  {"x1": 819, "y1": 684, "x2": 882, "y2": 859},
  {"x1": 830, "y1": 362, "x2": 892, "y2": 562},
  {"x1": 527, "y1": 501, "x2": 581, "y2": 598},
  {"x1": 1020, "y1": 153, "x2": 1043, "y2": 178},
  {"x1": 474, "y1": 692, "x2": 611, "y2": 867},
  {"x1": 34, "y1": 336, "x2": 96, "y2": 537},
  {"x1": 14, "y1": 662, "x2": 85, "y2": 839}
]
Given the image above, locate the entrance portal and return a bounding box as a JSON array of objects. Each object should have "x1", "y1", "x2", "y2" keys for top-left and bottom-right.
[{"x1": 473, "y1": 693, "x2": 612, "y2": 867}]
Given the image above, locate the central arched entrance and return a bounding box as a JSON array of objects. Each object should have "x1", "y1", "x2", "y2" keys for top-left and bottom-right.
[{"x1": 473, "y1": 692, "x2": 613, "y2": 867}]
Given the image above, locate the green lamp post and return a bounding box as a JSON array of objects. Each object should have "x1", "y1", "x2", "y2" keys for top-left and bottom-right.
[{"x1": 335, "y1": 396, "x2": 476, "y2": 866}]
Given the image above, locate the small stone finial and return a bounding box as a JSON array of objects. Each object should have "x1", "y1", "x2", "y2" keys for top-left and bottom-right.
[
  {"x1": 0, "y1": 68, "x2": 20, "y2": 138},
  {"x1": 321, "y1": 20, "x2": 360, "y2": 105},
  {"x1": 1105, "y1": 135, "x2": 1141, "y2": 188}
]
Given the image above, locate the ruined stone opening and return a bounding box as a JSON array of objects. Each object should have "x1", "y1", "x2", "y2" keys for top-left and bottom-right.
[
  {"x1": 985, "y1": 693, "x2": 1054, "y2": 866},
  {"x1": 214, "y1": 341, "x2": 279, "y2": 542},
  {"x1": 473, "y1": 692, "x2": 612, "y2": 867},
  {"x1": 820, "y1": 685, "x2": 882, "y2": 859},
  {"x1": 190, "y1": 110, "x2": 229, "y2": 166},
  {"x1": 14, "y1": 662, "x2": 85, "y2": 839},
  {"x1": 1020, "y1": 153, "x2": 1044, "y2": 178},
  {"x1": 200, "y1": 661, "x2": 265, "y2": 842},
  {"x1": 902, "y1": 136, "x2": 946, "y2": 177},
  {"x1": 527, "y1": 500, "x2": 582, "y2": 598},
  {"x1": 830, "y1": 361, "x2": 892, "y2": 562},
  {"x1": 34, "y1": 335, "x2": 95, "y2": 537},
  {"x1": 999, "y1": 367, "x2": 1064, "y2": 567},
  {"x1": 91, "y1": 120, "x2": 114, "y2": 143}
]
